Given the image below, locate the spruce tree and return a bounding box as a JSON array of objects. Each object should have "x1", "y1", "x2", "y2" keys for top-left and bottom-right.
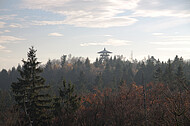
[
  {"x1": 11, "y1": 46, "x2": 52, "y2": 125},
  {"x1": 154, "y1": 66, "x2": 162, "y2": 84},
  {"x1": 94, "y1": 72, "x2": 103, "y2": 89},
  {"x1": 59, "y1": 80, "x2": 81, "y2": 125},
  {"x1": 163, "y1": 59, "x2": 174, "y2": 86},
  {"x1": 61, "y1": 55, "x2": 67, "y2": 68},
  {"x1": 175, "y1": 64, "x2": 187, "y2": 91}
]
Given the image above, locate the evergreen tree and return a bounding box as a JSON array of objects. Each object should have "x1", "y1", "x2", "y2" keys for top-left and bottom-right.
[
  {"x1": 163, "y1": 59, "x2": 174, "y2": 86},
  {"x1": 127, "y1": 67, "x2": 134, "y2": 84},
  {"x1": 61, "y1": 55, "x2": 67, "y2": 68},
  {"x1": 11, "y1": 47, "x2": 52, "y2": 125},
  {"x1": 76, "y1": 71, "x2": 87, "y2": 93},
  {"x1": 0, "y1": 69, "x2": 10, "y2": 89},
  {"x1": 154, "y1": 66, "x2": 162, "y2": 84},
  {"x1": 94, "y1": 72, "x2": 103, "y2": 89},
  {"x1": 175, "y1": 64, "x2": 187, "y2": 91},
  {"x1": 94, "y1": 58, "x2": 99, "y2": 68},
  {"x1": 85, "y1": 57, "x2": 90, "y2": 69},
  {"x1": 59, "y1": 80, "x2": 81, "y2": 125}
]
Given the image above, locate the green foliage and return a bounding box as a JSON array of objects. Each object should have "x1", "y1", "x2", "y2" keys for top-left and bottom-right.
[
  {"x1": 11, "y1": 46, "x2": 52, "y2": 125},
  {"x1": 1, "y1": 47, "x2": 190, "y2": 125},
  {"x1": 175, "y1": 64, "x2": 187, "y2": 91},
  {"x1": 59, "y1": 80, "x2": 81, "y2": 115},
  {"x1": 154, "y1": 66, "x2": 162, "y2": 83},
  {"x1": 61, "y1": 55, "x2": 67, "y2": 68},
  {"x1": 56, "y1": 80, "x2": 81, "y2": 125}
]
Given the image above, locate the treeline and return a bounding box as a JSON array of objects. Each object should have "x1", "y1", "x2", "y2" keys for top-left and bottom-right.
[
  {"x1": 0, "y1": 47, "x2": 190, "y2": 125},
  {"x1": 1, "y1": 52, "x2": 190, "y2": 92}
]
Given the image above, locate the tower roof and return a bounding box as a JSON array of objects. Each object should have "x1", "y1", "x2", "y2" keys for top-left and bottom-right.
[{"x1": 97, "y1": 48, "x2": 112, "y2": 54}]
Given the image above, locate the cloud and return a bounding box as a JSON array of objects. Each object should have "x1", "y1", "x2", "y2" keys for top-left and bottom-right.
[
  {"x1": 80, "y1": 38, "x2": 131, "y2": 46},
  {"x1": 0, "y1": 14, "x2": 17, "y2": 20},
  {"x1": 161, "y1": 36, "x2": 190, "y2": 41},
  {"x1": 9, "y1": 23, "x2": 23, "y2": 28},
  {"x1": 157, "y1": 48, "x2": 190, "y2": 52},
  {"x1": 4, "y1": 30, "x2": 10, "y2": 32},
  {"x1": 63, "y1": 16, "x2": 137, "y2": 28},
  {"x1": 0, "y1": 36, "x2": 25, "y2": 53},
  {"x1": 0, "y1": 30, "x2": 10, "y2": 34},
  {"x1": 23, "y1": 0, "x2": 139, "y2": 28},
  {"x1": 152, "y1": 33, "x2": 163, "y2": 36},
  {"x1": 132, "y1": 10, "x2": 190, "y2": 18},
  {"x1": 0, "y1": 49, "x2": 12, "y2": 53},
  {"x1": 0, "y1": 45, "x2": 11, "y2": 53},
  {"x1": 0, "y1": 36, "x2": 25, "y2": 43},
  {"x1": 48, "y1": 32, "x2": 63, "y2": 36},
  {"x1": 150, "y1": 35, "x2": 190, "y2": 45},
  {"x1": 0, "y1": 45, "x2": 5, "y2": 49},
  {"x1": 139, "y1": 18, "x2": 190, "y2": 32},
  {"x1": 33, "y1": 17, "x2": 137, "y2": 28},
  {"x1": 0, "y1": 22, "x2": 6, "y2": 28},
  {"x1": 103, "y1": 35, "x2": 112, "y2": 37},
  {"x1": 150, "y1": 42, "x2": 190, "y2": 45},
  {"x1": 22, "y1": 0, "x2": 190, "y2": 28},
  {"x1": 133, "y1": 0, "x2": 190, "y2": 18}
]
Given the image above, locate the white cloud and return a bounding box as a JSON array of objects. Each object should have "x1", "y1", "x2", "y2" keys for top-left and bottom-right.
[
  {"x1": 80, "y1": 38, "x2": 131, "y2": 46},
  {"x1": 23, "y1": 0, "x2": 139, "y2": 28},
  {"x1": 48, "y1": 32, "x2": 63, "y2": 36},
  {"x1": 9, "y1": 23, "x2": 23, "y2": 28},
  {"x1": 157, "y1": 48, "x2": 190, "y2": 52},
  {"x1": 0, "y1": 45, "x2": 11, "y2": 53},
  {"x1": 0, "y1": 14, "x2": 17, "y2": 20},
  {"x1": 4, "y1": 30, "x2": 10, "y2": 32},
  {"x1": 0, "y1": 22, "x2": 6, "y2": 28},
  {"x1": 152, "y1": 33, "x2": 163, "y2": 36},
  {"x1": 132, "y1": 10, "x2": 190, "y2": 18},
  {"x1": 0, "y1": 30, "x2": 10, "y2": 34},
  {"x1": 0, "y1": 49, "x2": 12, "y2": 53},
  {"x1": 161, "y1": 36, "x2": 190, "y2": 41},
  {"x1": 0, "y1": 36, "x2": 25, "y2": 43},
  {"x1": 0, "y1": 36, "x2": 25, "y2": 53},
  {"x1": 0, "y1": 45, "x2": 5, "y2": 49},
  {"x1": 33, "y1": 17, "x2": 137, "y2": 28},
  {"x1": 139, "y1": 18, "x2": 190, "y2": 32},
  {"x1": 33, "y1": 21, "x2": 64, "y2": 25},
  {"x1": 133, "y1": 0, "x2": 190, "y2": 18},
  {"x1": 64, "y1": 16, "x2": 137, "y2": 28},
  {"x1": 22, "y1": 0, "x2": 190, "y2": 28},
  {"x1": 150, "y1": 35, "x2": 190, "y2": 45},
  {"x1": 150, "y1": 41, "x2": 190, "y2": 45},
  {"x1": 103, "y1": 35, "x2": 112, "y2": 37}
]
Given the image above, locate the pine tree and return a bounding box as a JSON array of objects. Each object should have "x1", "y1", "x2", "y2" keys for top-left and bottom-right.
[{"x1": 11, "y1": 47, "x2": 52, "y2": 126}]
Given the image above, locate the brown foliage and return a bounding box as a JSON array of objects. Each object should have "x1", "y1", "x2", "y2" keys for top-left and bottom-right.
[
  {"x1": 74, "y1": 83, "x2": 190, "y2": 126},
  {"x1": 2, "y1": 83, "x2": 190, "y2": 126}
]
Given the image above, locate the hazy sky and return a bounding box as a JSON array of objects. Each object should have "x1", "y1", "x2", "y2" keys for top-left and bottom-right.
[{"x1": 0, "y1": 0, "x2": 190, "y2": 70}]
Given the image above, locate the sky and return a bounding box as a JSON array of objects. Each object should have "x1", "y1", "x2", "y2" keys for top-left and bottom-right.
[{"x1": 0, "y1": 0, "x2": 190, "y2": 70}]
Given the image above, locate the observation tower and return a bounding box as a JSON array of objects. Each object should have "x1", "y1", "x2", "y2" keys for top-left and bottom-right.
[{"x1": 97, "y1": 48, "x2": 112, "y2": 60}]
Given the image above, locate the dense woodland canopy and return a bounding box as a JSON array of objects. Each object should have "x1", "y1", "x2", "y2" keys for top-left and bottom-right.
[
  {"x1": 0, "y1": 47, "x2": 190, "y2": 125},
  {"x1": 1, "y1": 53, "x2": 190, "y2": 91}
]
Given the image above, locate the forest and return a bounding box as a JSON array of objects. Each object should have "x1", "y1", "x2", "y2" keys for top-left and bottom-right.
[{"x1": 0, "y1": 47, "x2": 190, "y2": 125}]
